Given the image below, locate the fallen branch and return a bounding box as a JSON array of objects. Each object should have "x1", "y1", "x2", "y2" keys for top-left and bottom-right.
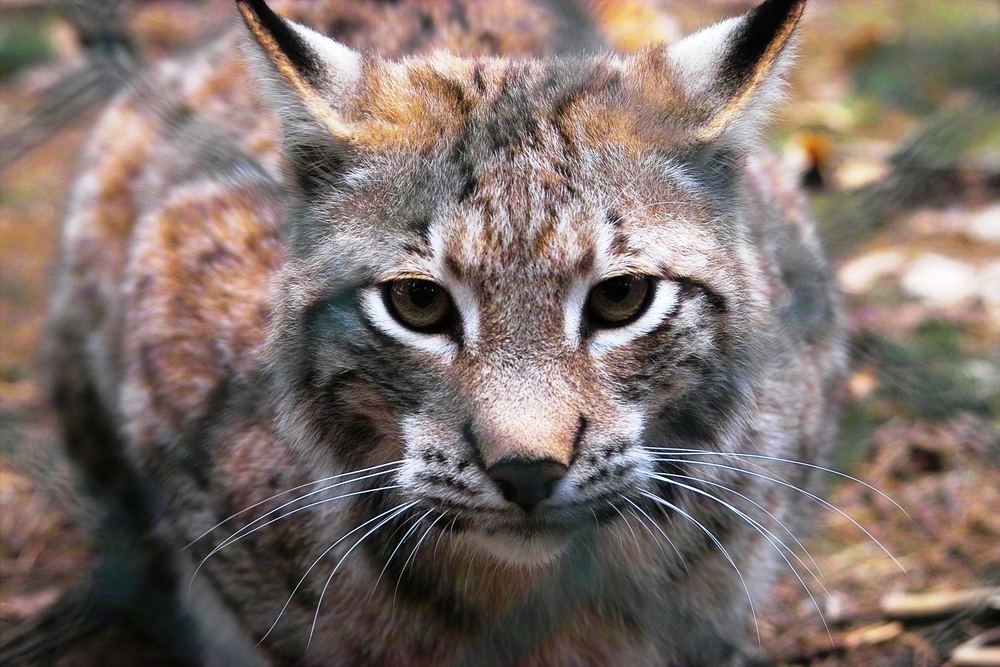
[
  {"x1": 951, "y1": 627, "x2": 1000, "y2": 667},
  {"x1": 881, "y1": 588, "x2": 1000, "y2": 620}
]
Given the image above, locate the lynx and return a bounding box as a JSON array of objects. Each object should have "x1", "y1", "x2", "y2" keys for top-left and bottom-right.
[{"x1": 44, "y1": 0, "x2": 846, "y2": 664}]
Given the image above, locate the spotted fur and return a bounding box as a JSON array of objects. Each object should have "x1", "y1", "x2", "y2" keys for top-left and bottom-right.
[{"x1": 48, "y1": 0, "x2": 845, "y2": 665}]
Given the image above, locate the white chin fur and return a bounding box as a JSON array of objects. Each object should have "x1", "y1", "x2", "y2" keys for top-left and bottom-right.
[{"x1": 468, "y1": 531, "x2": 570, "y2": 567}]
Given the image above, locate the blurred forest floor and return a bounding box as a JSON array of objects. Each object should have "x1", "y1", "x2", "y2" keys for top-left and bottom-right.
[{"x1": 1, "y1": 1, "x2": 998, "y2": 665}]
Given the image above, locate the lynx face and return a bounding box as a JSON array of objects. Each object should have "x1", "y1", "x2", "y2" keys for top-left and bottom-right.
[{"x1": 242, "y1": 0, "x2": 800, "y2": 564}]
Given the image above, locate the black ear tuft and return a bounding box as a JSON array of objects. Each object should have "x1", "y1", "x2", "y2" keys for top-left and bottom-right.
[
  {"x1": 236, "y1": 0, "x2": 324, "y2": 89},
  {"x1": 235, "y1": 0, "x2": 362, "y2": 174},
  {"x1": 236, "y1": 0, "x2": 346, "y2": 98},
  {"x1": 235, "y1": 0, "x2": 367, "y2": 196},
  {"x1": 659, "y1": 0, "x2": 807, "y2": 144},
  {"x1": 720, "y1": 0, "x2": 806, "y2": 94}
]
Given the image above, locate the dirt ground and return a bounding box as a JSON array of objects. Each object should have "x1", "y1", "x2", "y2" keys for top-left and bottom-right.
[{"x1": 1, "y1": 1, "x2": 998, "y2": 665}]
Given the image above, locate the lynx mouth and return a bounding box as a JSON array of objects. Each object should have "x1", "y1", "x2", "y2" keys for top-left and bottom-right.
[
  {"x1": 402, "y1": 500, "x2": 578, "y2": 565},
  {"x1": 468, "y1": 527, "x2": 573, "y2": 565},
  {"x1": 425, "y1": 497, "x2": 618, "y2": 529},
  {"x1": 427, "y1": 498, "x2": 623, "y2": 565}
]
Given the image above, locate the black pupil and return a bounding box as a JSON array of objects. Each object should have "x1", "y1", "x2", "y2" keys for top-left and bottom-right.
[
  {"x1": 601, "y1": 276, "x2": 634, "y2": 302},
  {"x1": 408, "y1": 281, "x2": 438, "y2": 308}
]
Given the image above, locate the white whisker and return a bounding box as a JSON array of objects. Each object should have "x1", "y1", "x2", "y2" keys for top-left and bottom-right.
[
  {"x1": 184, "y1": 460, "x2": 404, "y2": 549},
  {"x1": 258, "y1": 500, "x2": 416, "y2": 646},
  {"x1": 644, "y1": 447, "x2": 909, "y2": 519},
  {"x1": 205, "y1": 467, "x2": 403, "y2": 553},
  {"x1": 306, "y1": 502, "x2": 419, "y2": 650},
  {"x1": 189, "y1": 484, "x2": 403, "y2": 594},
  {"x1": 432, "y1": 514, "x2": 457, "y2": 562},
  {"x1": 624, "y1": 506, "x2": 664, "y2": 554},
  {"x1": 391, "y1": 511, "x2": 434, "y2": 611},
  {"x1": 607, "y1": 501, "x2": 642, "y2": 552},
  {"x1": 649, "y1": 474, "x2": 833, "y2": 645},
  {"x1": 620, "y1": 495, "x2": 688, "y2": 571},
  {"x1": 640, "y1": 490, "x2": 761, "y2": 647},
  {"x1": 371, "y1": 509, "x2": 432, "y2": 607},
  {"x1": 652, "y1": 456, "x2": 907, "y2": 573},
  {"x1": 658, "y1": 472, "x2": 825, "y2": 583},
  {"x1": 397, "y1": 512, "x2": 445, "y2": 591},
  {"x1": 461, "y1": 548, "x2": 475, "y2": 607}
]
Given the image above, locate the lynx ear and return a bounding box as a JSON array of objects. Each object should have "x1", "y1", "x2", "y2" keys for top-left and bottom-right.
[
  {"x1": 661, "y1": 0, "x2": 806, "y2": 145},
  {"x1": 236, "y1": 0, "x2": 361, "y2": 186}
]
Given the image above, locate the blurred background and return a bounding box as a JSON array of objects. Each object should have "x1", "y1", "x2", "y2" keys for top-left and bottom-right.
[{"x1": 1, "y1": 1, "x2": 998, "y2": 665}]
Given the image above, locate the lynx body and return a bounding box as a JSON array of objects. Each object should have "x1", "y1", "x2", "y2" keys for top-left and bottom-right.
[{"x1": 48, "y1": 0, "x2": 846, "y2": 664}]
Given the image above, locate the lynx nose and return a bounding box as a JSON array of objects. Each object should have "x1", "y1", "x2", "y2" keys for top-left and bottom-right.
[{"x1": 487, "y1": 459, "x2": 568, "y2": 512}]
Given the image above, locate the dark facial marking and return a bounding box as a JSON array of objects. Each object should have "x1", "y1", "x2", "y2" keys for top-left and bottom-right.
[
  {"x1": 569, "y1": 415, "x2": 588, "y2": 465},
  {"x1": 402, "y1": 241, "x2": 431, "y2": 258},
  {"x1": 482, "y1": 64, "x2": 540, "y2": 155},
  {"x1": 449, "y1": 130, "x2": 478, "y2": 203},
  {"x1": 408, "y1": 216, "x2": 432, "y2": 241},
  {"x1": 609, "y1": 231, "x2": 633, "y2": 257},
  {"x1": 462, "y1": 421, "x2": 488, "y2": 473},
  {"x1": 417, "y1": 472, "x2": 471, "y2": 493},
  {"x1": 663, "y1": 269, "x2": 729, "y2": 313},
  {"x1": 443, "y1": 254, "x2": 465, "y2": 280},
  {"x1": 298, "y1": 288, "x2": 360, "y2": 388},
  {"x1": 656, "y1": 366, "x2": 747, "y2": 446},
  {"x1": 471, "y1": 63, "x2": 485, "y2": 93}
]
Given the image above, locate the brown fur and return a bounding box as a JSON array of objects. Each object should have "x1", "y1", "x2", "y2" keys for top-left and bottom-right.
[{"x1": 48, "y1": 1, "x2": 844, "y2": 665}]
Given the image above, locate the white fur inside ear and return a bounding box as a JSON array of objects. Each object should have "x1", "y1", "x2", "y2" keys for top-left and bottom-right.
[
  {"x1": 287, "y1": 21, "x2": 362, "y2": 97},
  {"x1": 667, "y1": 16, "x2": 743, "y2": 99},
  {"x1": 665, "y1": 12, "x2": 797, "y2": 146},
  {"x1": 239, "y1": 13, "x2": 362, "y2": 142}
]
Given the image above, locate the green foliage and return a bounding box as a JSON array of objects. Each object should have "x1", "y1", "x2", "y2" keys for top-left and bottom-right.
[
  {"x1": 0, "y1": 18, "x2": 54, "y2": 78},
  {"x1": 833, "y1": 397, "x2": 882, "y2": 472},
  {"x1": 857, "y1": 320, "x2": 1000, "y2": 423},
  {"x1": 851, "y1": 3, "x2": 1000, "y2": 113}
]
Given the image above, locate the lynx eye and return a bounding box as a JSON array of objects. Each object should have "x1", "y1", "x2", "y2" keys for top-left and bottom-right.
[
  {"x1": 586, "y1": 275, "x2": 653, "y2": 327},
  {"x1": 383, "y1": 279, "x2": 454, "y2": 332}
]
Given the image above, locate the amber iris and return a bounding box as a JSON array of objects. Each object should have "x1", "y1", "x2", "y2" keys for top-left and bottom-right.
[
  {"x1": 586, "y1": 275, "x2": 653, "y2": 327},
  {"x1": 385, "y1": 279, "x2": 454, "y2": 331}
]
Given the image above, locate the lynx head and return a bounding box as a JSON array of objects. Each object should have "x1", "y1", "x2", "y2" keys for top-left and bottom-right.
[{"x1": 239, "y1": 0, "x2": 804, "y2": 564}]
